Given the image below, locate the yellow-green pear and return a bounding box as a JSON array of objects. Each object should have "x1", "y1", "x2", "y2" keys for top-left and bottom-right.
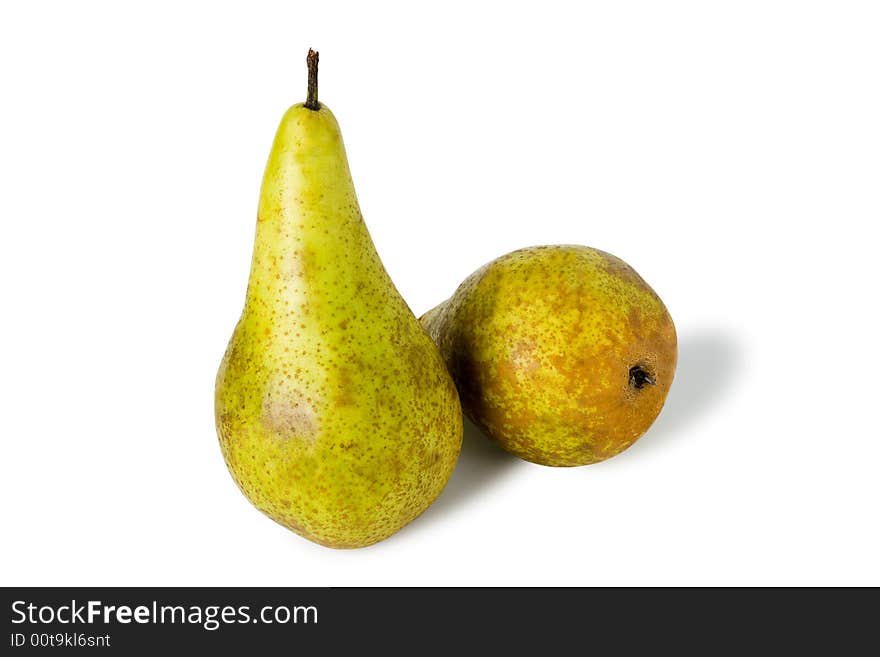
[
  {"x1": 421, "y1": 245, "x2": 676, "y2": 467},
  {"x1": 215, "y1": 51, "x2": 462, "y2": 548}
]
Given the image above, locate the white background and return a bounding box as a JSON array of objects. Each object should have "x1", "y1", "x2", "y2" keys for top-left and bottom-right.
[{"x1": 1, "y1": 1, "x2": 878, "y2": 586}]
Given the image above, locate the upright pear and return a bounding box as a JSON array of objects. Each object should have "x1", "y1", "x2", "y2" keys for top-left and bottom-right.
[{"x1": 215, "y1": 51, "x2": 462, "y2": 548}]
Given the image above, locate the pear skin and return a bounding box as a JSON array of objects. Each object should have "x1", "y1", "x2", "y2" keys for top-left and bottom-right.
[
  {"x1": 216, "y1": 52, "x2": 462, "y2": 548},
  {"x1": 421, "y1": 245, "x2": 676, "y2": 467}
]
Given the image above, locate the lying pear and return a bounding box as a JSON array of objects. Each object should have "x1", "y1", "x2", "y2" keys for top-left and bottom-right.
[
  {"x1": 421, "y1": 245, "x2": 676, "y2": 467},
  {"x1": 215, "y1": 51, "x2": 462, "y2": 548}
]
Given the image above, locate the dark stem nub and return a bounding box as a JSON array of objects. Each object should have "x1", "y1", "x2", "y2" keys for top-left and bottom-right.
[
  {"x1": 629, "y1": 365, "x2": 656, "y2": 390},
  {"x1": 305, "y1": 48, "x2": 320, "y2": 110}
]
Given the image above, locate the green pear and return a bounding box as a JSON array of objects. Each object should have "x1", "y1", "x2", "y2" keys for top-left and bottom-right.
[
  {"x1": 421, "y1": 245, "x2": 676, "y2": 467},
  {"x1": 215, "y1": 51, "x2": 462, "y2": 548}
]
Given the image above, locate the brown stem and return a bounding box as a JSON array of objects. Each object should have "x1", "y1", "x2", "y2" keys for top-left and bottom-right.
[{"x1": 305, "y1": 49, "x2": 320, "y2": 110}]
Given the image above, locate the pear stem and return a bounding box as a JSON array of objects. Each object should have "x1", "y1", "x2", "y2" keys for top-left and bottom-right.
[{"x1": 305, "y1": 49, "x2": 320, "y2": 111}]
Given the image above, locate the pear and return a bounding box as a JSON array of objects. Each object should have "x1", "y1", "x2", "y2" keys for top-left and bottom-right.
[
  {"x1": 421, "y1": 245, "x2": 676, "y2": 467},
  {"x1": 215, "y1": 51, "x2": 462, "y2": 548}
]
